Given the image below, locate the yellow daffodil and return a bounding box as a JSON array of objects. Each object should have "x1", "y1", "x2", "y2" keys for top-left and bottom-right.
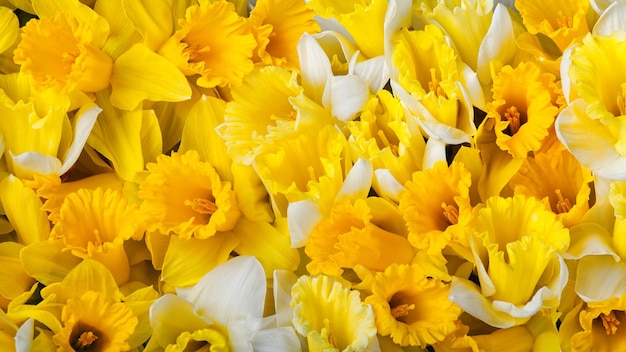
[
  {"x1": 516, "y1": 0, "x2": 590, "y2": 52},
  {"x1": 488, "y1": 61, "x2": 560, "y2": 159},
  {"x1": 559, "y1": 256, "x2": 626, "y2": 351},
  {"x1": 138, "y1": 150, "x2": 241, "y2": 239},
  {"x1": 291, "y1": 274, "x2": 379, "y2": 351},
  {"x1": 510, "y1": 147, "x2": 594, "y2": 227},
  {"x1": 348, "y1": 90, "x2": 427, "y2": 200},
  {"x1": 392, "y1": 25, "x2": 476, "y2": 145},
  {"x1": 13, "y1": 0, "x2": 191, "y2": 110},
  {"x1": 0, "y1": 174, "x2": 50, "y2": 245},
  {"x1": 0, "y1": 73, "x2": 100, "y2": 180},
  {"x1": 51, "y1": 187, "x2": 142, "y2": 284},
  {"x1": 53, "y1": 291, "x2": 138, "y2": 352},
  {"x1": 307, "y1": 0, "x2": 388, "y2": 59},
  {"x1": 158, "y1": 0, "x2": 256, "y2": 88},
  {"x1": 433, "y1": 320, "x2": 536, "y2": 352},
  {"x1": 556, "y1": 32, "x2": 626, "y2": 180},
  {"x1": 0, "y1": 6, "x2": 19, "y2": 74},
  {"x1": 365, "y1": 262, "x2": 461, "y2": 347},
  {"x1": 248, "y1": 0, "x2": 319, "y2": 70},
  {"x1": 450, "y1": 195, "x2": 570, "y2": 328},
  {"x1": 0, "y1": 242, "x2": 35, "y2": 310},
  {"x1": 305, "y1": 196, "x2": 415, "y2": 276},
  {"x1": 399, "y1": 161, "x2": 474, "y2": 260}
]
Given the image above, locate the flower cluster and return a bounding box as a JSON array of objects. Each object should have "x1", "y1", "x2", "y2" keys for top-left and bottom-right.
[{"x1": 0, "y1": 0, "x2": 625, "y2": 350}]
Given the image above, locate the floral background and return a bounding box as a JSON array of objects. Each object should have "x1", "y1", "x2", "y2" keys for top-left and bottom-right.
[{"x1": 0, "y1": 0, "x2": 625, "y2": 351}]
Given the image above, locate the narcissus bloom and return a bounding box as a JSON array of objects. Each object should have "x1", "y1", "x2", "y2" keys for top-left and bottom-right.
[
  {"x1": 138, "y1": 150, "x2": 241, "y2": 239},
  {"x1": 450, "y1": 195, "x2": 570, "y2": 328},
  {"x1": 365, "y1": 262, "x2": 461, "y2": 347},
  {"x1": 291, "y1": 274, "x2": 379, "y2": 351},
  {"x1": 249, "y1": 0, "x2": 319, "y2": 69},
  {"x1": 556, "y1": 32, "x2": 626, "y2": 180},
  {"x1": 158, "y1": 0, "x2": 256, "y2": 88}
]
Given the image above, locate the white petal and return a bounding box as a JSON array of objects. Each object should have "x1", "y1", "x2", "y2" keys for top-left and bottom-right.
[
  {"x1": 559, "y1": 45, "x2": 575, "y2": 104},
  {"x1": 287, "y1": 200, "x2": 324, "y2": 248},
  {"x1": 297, "y1": 33, "x2": 332, "y2": 104},
  {"x1": 327, "y1": 75, "x2": 370, "y2": 122},
  {"x1": 352, "y1": 55, "x2": 390, "y2": 93},
  {"x1": 177, "y1": 256, "x2": 266, "y2": 325},
  {"x1": 556, "y1": 98, "x2": 626, "y2": 180},
  {"x1": 593, "y1": 1, "x2": 626, "y2": 36},
  {"x1": 15, "y1": 318, "x2": 33, "y2": 352},
  {"x1": 477, "y1": 4, "x2": 517, "y2": 85},
  {"x1": 575, "y1": 255, "x2": 626, "y2": 302},
  {"x1": 336, "y1": 158, "x2": 373, "y2": 201},
  {"x1": 564, "y1": 221, "x2": 619, "y2": 260},
  {"x1": 58, "y1": 103, "x2": 101, "y2": 175},
  {"x1": 251, "y1": 327, "x2": 302, "y2": 352},
  {"x1": 273, "y1": 270, "x2": 298, "y2": 327},
  {"x1": 373, "y1": 169, "x2": 404, "y2": 202},
  {"x1": 449, "y1": 277, "x2": 518, "y2": 328},
  {"x1": 423, "y1": 138, "x2": 448, "y2": 170},
  {"x1": 591, "y1": 0, "x2": 620, "y2": 14},
  {"x1": 10, "y1": 152, "x2": 62, "y2": 178},
  {"x1": 228, "y1": 318, "x2": 264, "y2": 352}
]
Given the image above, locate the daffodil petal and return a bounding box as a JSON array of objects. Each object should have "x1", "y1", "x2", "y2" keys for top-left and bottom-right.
[
  {"x1": 121, "y1": 0, "x2": 172, "y2": 51},
  {"x1": 297, "y1": 32, "x2": 332, "y2": 104},
  {"x1": 0, "y1": 242, "x2": 34, "y2": 300},
  {"x1": 177, "y1": 256, "x2": 266, "y2": 326},
  {"x1": 373, "y1": 169, "x2": 404, "y2": 202},
  {"x1": 556, "y1": 98, "x2": 626, "y2": 180},
  {"x1": 9, "y1": 152, "x2": 62, "y2": 179},
  {"x1": 58, "y1": 103, "x2": 101, "y2": 176},
  {"x1": 273, "y1": 270, "x2": 298, "y2": 327},
  {"x1": 250, "y1": 326, "x2": 302, "y2": 352},
  {"x1": 476, "y1": 4, "x2": 517, "y2": 84},
  {"x1": 149, "y1": 293, "x2": 211, "y2": 347},
  {"x1": 0, "y1": 7, "x2": 18, "y2": 54},
  {"x1": 161, "y1": 234, "x2": 240, "y2": 288},
  {"x1": 326, "y1": 74, "x2": 369, "y2": 123},
  {"x1": 287, "y1": 200, "x2": 323, "y2": 248},
  {"x1": 352, "y1": 55, "x2": 389, "y2": 93},
  {"x1": 593, "y1": 1, "x2": 626, "y2": 36},
  {"x1": 575, "y1": 255, "x2": 626, "y2": 302},
  {"x1": 20, "y1": 239, "x2": 82, "y2": 286},
  {"x1": 336, "y1": 158, "x2": 373, "y2": 201},
  {"x1": 423, "y1": 137, "x2": 448, "y2": 170},
  {"x1": 0, "y1": 175, "x2": 49, "y2": 245},
  {"x1": 14, "y1": 318, "x2": 34, "y2": 352},
  {"x1": 564, "y1": 221, "x2": 619, "y2": 260},
  {"x1": 110, "y1": 43, "x2": 192, "y2": 110},
  {"x1": 41, "y1": 259, "x2": 121, "y2": 303}
]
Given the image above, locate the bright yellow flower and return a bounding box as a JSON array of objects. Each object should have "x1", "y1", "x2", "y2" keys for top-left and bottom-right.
[
  {"x1": 158, "y1": 0, "x2": 256, "y2": 88},
  {"x1": 557, "y1": 32, "x2": 626, "y2": 180},
  {"x1": 399, "y1": 161, "x2": 473, "y2": 260},
  {"x1": 488, "y1": 61, "x2": 560, "y2": 159},
  {"x1": 13, "y1": 12, "x2": 112, "y2": 93},
  {"x1": 307, "y1": 0, "x2": 387, "y2": 58},
  {"x1": 365, "y1": 262, "x2": 461, "y2": 347},
  {"x1": 347, "y1": 90, "x2": 426, "y2": 198},
  {"x1": 138, "y1": 150, "x2": 241, "y2": 239},
  {"x1": 51, "y1": 187, "x2": 141, "y2": 284},
  {"x1": 516, "y1": 0, "x2": 590, "y2": 52},
  {"x1": 433, "y1": 320, "x2": 536, "y2": 352},
  {"x1": 249, "y1": 0, "x2": 319, "y2": 70},
  {"x1": 291, "y1": 274, "x2": 378, "y2": 351},
  {"x1": 510, "y1": 147, "x2": 594, "y2": 227},
  {"x1": 392, "y1": 25, "x2": 476, "y2": 144},
  {"x1": 305, "y1": 197, "x2": 415, "y2": 276},
  {"x1": 52, "y1": 291, "x2": 137, "y2": 352}
]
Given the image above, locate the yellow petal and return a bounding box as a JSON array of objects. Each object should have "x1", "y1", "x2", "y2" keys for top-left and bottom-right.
[
  {"x1": 110, "y1": 43, "x2": 191, "y2": 110},
  {"x1": 20, "y1": 239, "x2": 82, "y2": 286},
  {"x1": 0, "y1": 242, "x2": 35, "y2": 304},
  {"x1": 121, "y1": 0, "x2": 172, "y2": 51},
  {"x1": 40, "y1": 259, "x2": 122, "y2": 303},
  {"x1": 161, "y1": 233, "x2": 240, "y2": 288},
  {"x1": 95, "y1": 0, "x2": 143, "y2": 59},
  {"x1": 0, "y1": 7, "x2": 18, "y2": 54},
  {"x1": 0, "y1": 174, "x2": 49, "y2": 245}
]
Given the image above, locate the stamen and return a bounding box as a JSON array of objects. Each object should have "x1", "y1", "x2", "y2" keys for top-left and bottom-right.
[
  {"x1": 601, "y1": 311, "x2": 621, "y2": 335},
  {"x1": 73, "y1": 331, "x2": 98, "y2": 350},
  {"x1": 503, "y1": 106, "x2": 521, "y2": 135},
  {"x1": 555, "y1": 11, "x2": 573, "y2": 29},
  {"x1": 185, "y1": 198, "x2": 218, "y2": 214},
  {"x1": 271, "y1": 110, "x2": 297, "y2": 121},
  {"x1": 184, "y1": 42, "x2": 209, "y2": 63},
  {"x1": 93, "y1": 229, "x2": 102, "y2": 246},
  {"x1": 391, "y1": 303, "x2": 415, "y2": 318},
  {"x1": 441, "y1": 202, "x2": 459, "y2": 225},
  {"x1": 307, "y1": 166, "x2": 317, "y2": 182},
  {"x1": 377, "y1": 130, "x2": 399, "y2": 157},
  {"x1": 428, "y1": 68, "x2": 446, "y2": 97},
  {"x1": 617, "y1": 85, "x2": 626, "y2": 116},
  {"x1": 554, "y1": 189, "x2": 572, "y2": 214}
]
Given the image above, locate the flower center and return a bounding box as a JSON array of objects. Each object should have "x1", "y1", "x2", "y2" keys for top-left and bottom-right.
[
  {"x1": 503, "y1": 105, "x2": 522, "y2": 135},
  {"x1": 555, "y1": 11, "x2": 573, "y2": 29},
  {"x1": 601, "y1": 311, "x2": 621, "y2": 335},
  {"x1": 184, "y1": 42, "x2": 210, "y2": 64},
  {"x1": 185, "y1": 198, "x2": 218, "y2": 214},
  {"x1": 428, "y1": 68, "x2": 447, "y2": 98},
  {"x1": 441, "y1": 202, "x2": 459, "y2": 225},
  {"x1": 554, "y1": 189, "x2": 572, "y2": 214},
  {"x1": 73, "y1": 331, "x2": 98, "y2": 350},
  {"x1": 390, "y1": 303, "x2": 416, "y2": 319},
  {"x1": 377, "y1": 130, "x2": 399, "y2": 157}
]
